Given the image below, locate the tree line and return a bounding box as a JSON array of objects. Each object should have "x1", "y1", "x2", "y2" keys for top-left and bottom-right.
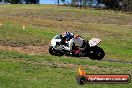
[
  {"x1": 0, "y1": 0, "x2": 39, "y2": 4},
  {"x1": 58, "y1": 0, "x2": 132, "y2": 12}
]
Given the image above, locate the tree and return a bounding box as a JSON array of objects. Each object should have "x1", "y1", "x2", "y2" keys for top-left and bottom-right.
[
  {"x1": 96, "y1": 0, "x2": 120, "y2": 10},
  {"x1": 2, "y1": 0, "x2": 39, "y2": 4},
  {"x1": 71, "y1": 0, "x2": 77, "y2": 7},
  {"x1": 6, "y1": 0, "x2": 21, "y2": 4},
  {"x1": 79, "y1": 0, "x2": 82, "y2": 9},
  {"x1": 24, "y1": 0, "x2": 39, "y2": 4},
  {"x1": 127, "y1": 0, "x2": 132, "y2": 11},
  {"x1": 62, "y1": 0, "x2": 132, "y2": 12},
  {"x1": 57, "y1": 0, "x2": 60, "y2": 6},
  {"x1": 82, "y1": 0, "x2": 87, "y2": 8},
  {"x1": 61, "y1": 0, "x2": 65, "y2": 3},
  {"x1": 1, "y1": 0, "x2": 5, "y2": 3}
]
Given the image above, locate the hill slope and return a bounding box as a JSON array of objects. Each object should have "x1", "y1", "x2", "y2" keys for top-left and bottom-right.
[{"x1": 0, "y1": 5, "x2": 132, "y2": 88}]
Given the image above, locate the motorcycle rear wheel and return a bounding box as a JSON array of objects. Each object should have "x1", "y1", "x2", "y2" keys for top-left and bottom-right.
[{"x1": 88, "y1": 46, "x2": 105, "y2": 60}]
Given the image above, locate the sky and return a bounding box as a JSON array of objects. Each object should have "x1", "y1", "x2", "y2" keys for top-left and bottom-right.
[
  {"x1": 40, "y1": 0, "x2": 57, "y2": 4},
  {"x1": 40, "y1": 0, "x2": 70, "y2": 4}
]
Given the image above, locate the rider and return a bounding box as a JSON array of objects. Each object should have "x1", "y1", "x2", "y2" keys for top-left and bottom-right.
[
  {"x1": 63, "y1": 32, "x2": 74, "y2": 41},
  {"x1": 69, "y1": 35, "x2": 84, "y2": 51},
  {"x1": 61, "y1": 32, "x2": 74, "y2": 46},
  {"x1": 64, "y1": 34, "x2": 85, "y2": 55}
]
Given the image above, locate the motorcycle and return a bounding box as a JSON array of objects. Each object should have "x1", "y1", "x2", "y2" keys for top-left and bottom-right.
[{"x1": 49, "y1": 35, "x2": 105, "y2": 60}]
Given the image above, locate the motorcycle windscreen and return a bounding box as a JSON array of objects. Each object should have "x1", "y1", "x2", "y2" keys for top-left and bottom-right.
[{"x1": 89, "y1": 38, "x2": 101, "y2": 47}]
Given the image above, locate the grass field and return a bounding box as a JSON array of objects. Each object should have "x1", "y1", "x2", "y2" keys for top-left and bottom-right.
[{"x1": 0, "y1": 4, "x2": 132, "y2": 88}]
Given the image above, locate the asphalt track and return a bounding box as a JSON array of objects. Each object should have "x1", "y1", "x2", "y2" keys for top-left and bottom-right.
[
  {"x1": 102, "y1": 59, "x2": 132, "y2": 64},
  {"x1": 80, "y1": 57, "x2": 132, "y2": 64}
]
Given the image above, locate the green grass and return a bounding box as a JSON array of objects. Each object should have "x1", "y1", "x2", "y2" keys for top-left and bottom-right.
[
  {"x1": 0, "y1": 4, "x2": 132, "y2": 88},
  {"x1": 0, "y1": 23, "x2": 58, "y2": 46},
  {"x1": 0, "y1": 50, "x2": 132, "y2": 88},
  {"x1": 1, "y1": 22, "x2": 131, "y2": 61}
]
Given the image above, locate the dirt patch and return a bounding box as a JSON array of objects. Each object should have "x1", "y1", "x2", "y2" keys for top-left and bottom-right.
[{"x1": 0, "y1": 45, "x2": 49, "y2": 55}]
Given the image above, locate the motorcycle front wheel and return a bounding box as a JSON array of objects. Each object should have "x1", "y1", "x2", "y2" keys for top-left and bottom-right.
[
  {"x1": 49, "y1": 46, "x2": 64, "y2": 56},
  {"x1": 49, "y1": 46, "x2": 56, "y2": 55}
]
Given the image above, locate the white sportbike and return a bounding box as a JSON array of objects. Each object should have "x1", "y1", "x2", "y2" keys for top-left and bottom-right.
[{"x1": 49, "y1": 35, "x2": 105, "y2": 60}]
